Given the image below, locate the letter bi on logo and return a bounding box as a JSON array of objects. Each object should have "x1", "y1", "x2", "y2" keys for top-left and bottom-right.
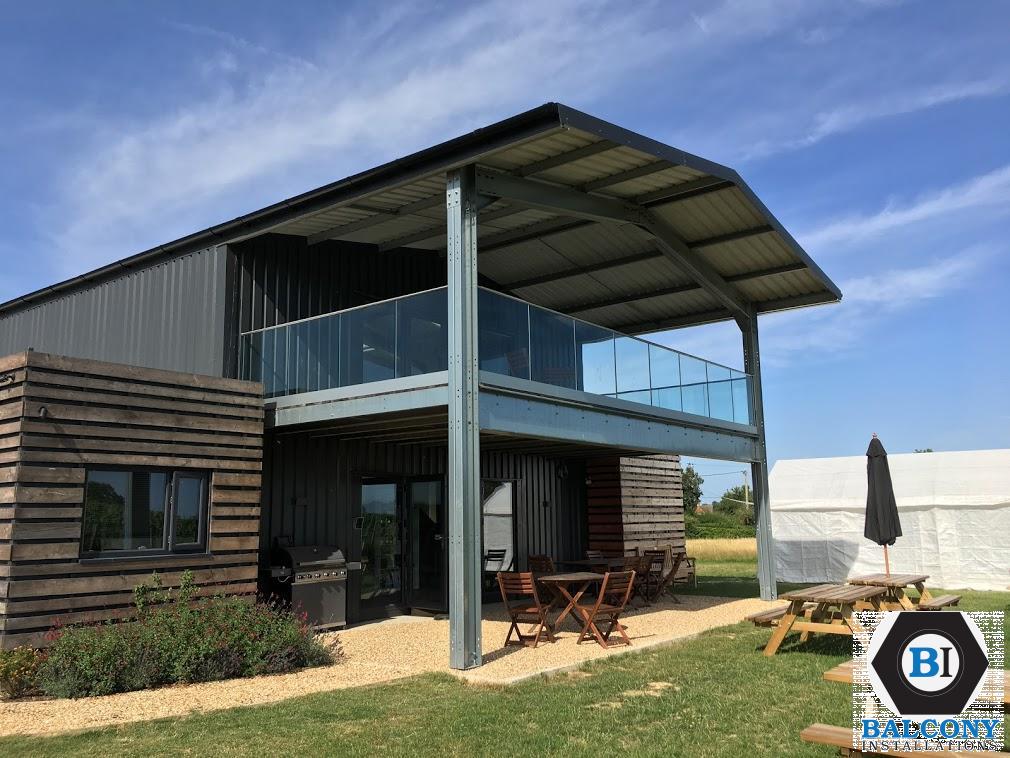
[{"x1": 909, "y1": 646, "x2": 954, "y2": 678}]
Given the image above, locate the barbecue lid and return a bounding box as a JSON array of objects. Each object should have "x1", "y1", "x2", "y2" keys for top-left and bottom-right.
[{"x1": 276, "y1": 545, "x2": 346, "y2": 568}]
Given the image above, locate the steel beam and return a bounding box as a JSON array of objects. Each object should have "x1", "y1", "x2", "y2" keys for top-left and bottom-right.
[
  {"x1": 476, "y1": 168, "x2": 644, "y2": 225},
  {"x1": 266, "y1": 374, "x2": 449, "y2": 427},
  {"x1": 741, "y1": 308, "x2": 776, "y2": 601},
  {"x1": 563, "y1": 262, "x2": 808, "y2": 316},
  {"x1": 640, "y1": 212, "x2": 750, "y2": 321},
  {"x1": 479, "y1": 386, "x2": 759, "y2": 462},
  {"x1": 446, "y1": 166, "x2": 482, "y2": 670}
]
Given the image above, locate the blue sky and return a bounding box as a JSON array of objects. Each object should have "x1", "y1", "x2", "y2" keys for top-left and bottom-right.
[{"x1": 2, "y1": 1, "x2": 1008, "y2": 500}]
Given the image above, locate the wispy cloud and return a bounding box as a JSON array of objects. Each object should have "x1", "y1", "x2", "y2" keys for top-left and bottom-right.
[
  {"x1": 756, "y1": 246, "x2": 993, "y2": 366},
  {"x1": 655, "y1": 246, "x2": 993, "y2": 369},
  {"x1": 744, "y1": 77, "x2": 1010, "y2": 159},
  {"x1": 39, "y1": 0, "x2": 847, "y2": 277},
  {"x1": 799, "y1": 165, "x2": 1010, "y2": 250}
]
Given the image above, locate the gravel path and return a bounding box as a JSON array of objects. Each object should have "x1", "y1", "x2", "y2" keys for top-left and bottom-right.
[{"x1": 0, "y1": 595, "x2": 777, "y2": 737}]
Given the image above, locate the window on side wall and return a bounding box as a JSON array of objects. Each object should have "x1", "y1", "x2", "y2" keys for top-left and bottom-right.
[{"x1": 81, "y1": 468, "x2": 209, "y2": 558}]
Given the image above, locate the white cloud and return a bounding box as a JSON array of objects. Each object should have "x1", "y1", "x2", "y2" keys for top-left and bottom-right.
[{"x1": 799, "y1": 165, "x2": 1010, "y2": 250}]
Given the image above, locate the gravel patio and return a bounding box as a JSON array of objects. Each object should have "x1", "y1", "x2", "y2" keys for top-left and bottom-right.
[{"x1": 0, "y1": 594, "x2": 777, "y2": 738}]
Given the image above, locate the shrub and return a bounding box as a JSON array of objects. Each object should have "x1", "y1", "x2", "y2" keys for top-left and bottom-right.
[
  {"x1": 36, "y1": 571, "x2": 337, "y2": 699},
  {"x1": 0, "y1": 646, "x2": 43, "y2": 700},
  {"x1": 685, "y1": 510, "x2": 756, "y2": 539}
]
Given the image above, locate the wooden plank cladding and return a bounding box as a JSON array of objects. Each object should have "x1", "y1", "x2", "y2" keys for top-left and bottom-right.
[
  {"x1": 0, "y1": 351, "x2": 263, "y2": 649},
  {"x1": 586, "y1": 454, "x2": 693, "y2": 582}
]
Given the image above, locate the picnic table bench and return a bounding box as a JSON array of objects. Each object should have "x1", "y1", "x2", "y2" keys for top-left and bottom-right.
[
  {"x1": 801, "y1": 722, "x2": 1009, "y2": 756},
  {"x1": 847, "y1": 573, "x2": 960, "y2": 611},
  {"x1": 749, "y1": 583, "x2": 888, "y2": 656},
  {"x1": 822, "y1": 660, "x2": 1010, "y2": 706}
]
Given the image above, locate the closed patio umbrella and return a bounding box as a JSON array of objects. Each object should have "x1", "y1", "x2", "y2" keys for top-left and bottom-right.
[{"x1": 864, "y1": 434, "x2": 902, "y2": 576}]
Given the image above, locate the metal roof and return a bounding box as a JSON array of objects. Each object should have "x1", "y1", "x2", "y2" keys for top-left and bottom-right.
[{"x1": 1, "y1": 103, "x2": 840, "y2": 332}]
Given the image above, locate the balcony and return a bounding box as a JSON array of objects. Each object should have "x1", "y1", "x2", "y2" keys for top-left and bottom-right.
[{"x1": 239, "y1": 287, "x2": 752, "y2": 426}]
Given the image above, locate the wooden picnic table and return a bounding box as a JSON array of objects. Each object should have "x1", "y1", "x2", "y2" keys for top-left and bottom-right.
[
  {"x1": 759, "y1": 583, "x2": 888, "y2": 656},
  {"x1": 847, "y1": 573, "x2": 933, "y2": 610},
  {"x1": 537, "y1": 571, "x2": 604, "y2": 630}
]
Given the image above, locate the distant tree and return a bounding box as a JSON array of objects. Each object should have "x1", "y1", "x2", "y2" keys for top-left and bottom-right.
[
  {"x1": 914, "y1": 448, "x2": 934, "y2": 453},
  {"x1": 682, "y1": 465, "x2": 703, "y2": 515},
  {"x1": 714, "y1": 484, "x2": 754, "y2": 525}
]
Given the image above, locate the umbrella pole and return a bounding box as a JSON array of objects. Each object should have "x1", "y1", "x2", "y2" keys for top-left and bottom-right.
[{"x1": 884, "y1": 545, "x2": 890, "y2": 577}]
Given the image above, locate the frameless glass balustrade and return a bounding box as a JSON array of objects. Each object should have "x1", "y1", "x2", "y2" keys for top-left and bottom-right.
[{"x1": 239, "y1": 286, "x2": 752, "y2": 424}]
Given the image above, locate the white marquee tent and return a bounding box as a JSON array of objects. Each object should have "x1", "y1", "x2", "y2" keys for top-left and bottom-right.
[{"x1": 770, "y1": 449, "x2": 1010, "y2": 591}]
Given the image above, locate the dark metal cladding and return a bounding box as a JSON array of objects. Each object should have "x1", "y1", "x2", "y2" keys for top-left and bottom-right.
[
  {"x1": 0, "y1": 246, "x2": 230, "y2": 376},
  {"x1": 261, "y1": 432, "x2": 586, "y2": 623}
]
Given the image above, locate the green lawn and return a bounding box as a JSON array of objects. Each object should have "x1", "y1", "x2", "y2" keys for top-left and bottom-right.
[
  {"x1": 3, "y1": 559, "x2": 1007, "y2": 758},
  {"x1": 681, "y1": 556, "x2": 1010, "y2": 612}
]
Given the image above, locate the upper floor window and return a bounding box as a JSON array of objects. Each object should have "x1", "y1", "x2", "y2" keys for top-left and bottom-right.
[{"x1": 81, "y1": 468, "x2": 208, "y2": 557}]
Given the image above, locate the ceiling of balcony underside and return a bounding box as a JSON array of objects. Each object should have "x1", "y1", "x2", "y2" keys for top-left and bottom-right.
[{"x1": 269, "y1": 112, "x2": 839, "y2": 334}]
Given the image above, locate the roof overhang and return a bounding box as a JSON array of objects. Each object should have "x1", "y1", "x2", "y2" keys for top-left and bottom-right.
[{"x1": 1, "y1": 103, "x2": 840, "y2": 332}]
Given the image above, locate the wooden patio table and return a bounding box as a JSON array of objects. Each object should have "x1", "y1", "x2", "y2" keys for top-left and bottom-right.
[
  {"x1": 846, "y1": 573, "x2": 933, "y2": 610},
  {"x1": 537, "y1": 572, "x2": 605, "y2": 630},
  {"x1": 761, "y1": 583, "x2": 888, "y2": 656}
]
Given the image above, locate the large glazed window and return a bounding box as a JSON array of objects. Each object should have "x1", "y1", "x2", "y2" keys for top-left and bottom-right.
[{"x1": 81, "y1": 469, "x2": 209, "y2": 557}]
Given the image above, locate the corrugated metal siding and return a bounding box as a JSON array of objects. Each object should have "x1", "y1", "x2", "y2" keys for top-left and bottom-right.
[
  {"x1": 233, "y1": 233, "x2": 445, "y2": 333},
  {"x1": 0, "y1": 247, "x2": 229, "y2": 375},
  {"x1": 262, "y1": 433, "x2": 586, "y2": 622}
]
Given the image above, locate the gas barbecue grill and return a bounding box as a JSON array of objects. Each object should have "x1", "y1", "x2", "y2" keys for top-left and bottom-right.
[{"x1": 268, "y1": 543, "x2": 348, "y2": 630}]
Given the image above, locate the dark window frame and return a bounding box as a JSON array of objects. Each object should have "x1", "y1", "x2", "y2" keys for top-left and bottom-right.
[{"x1": 80, "y1": 466, "x2": 210, "y2": 559}]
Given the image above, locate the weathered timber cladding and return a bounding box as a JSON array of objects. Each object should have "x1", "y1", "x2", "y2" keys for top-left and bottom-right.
[
  {"x1": 262, "y1": 431, "x2": 586, "y2": 622},
  {"x1": 0, "y1": 351, "x2": 263, "y2": 649},
  {"x1": 586, "y1": 454, "x2": 692, "y2": 580}
]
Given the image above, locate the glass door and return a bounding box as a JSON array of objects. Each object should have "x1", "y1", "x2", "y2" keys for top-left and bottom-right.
[
  {"x1": 359, "y1": 480, "x2": 401, "y2": 617},
  {"x1": 405, "y1": 478, "x2": 446, "y2": 612}
]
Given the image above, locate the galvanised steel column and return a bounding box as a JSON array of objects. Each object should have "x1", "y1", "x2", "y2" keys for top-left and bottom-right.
[
  {"x1": 446, "y1": 166, "x2": 482, "y2": 669},
  {"x1": 741, "y1": 307, "x2": 777, "y2": 601}
]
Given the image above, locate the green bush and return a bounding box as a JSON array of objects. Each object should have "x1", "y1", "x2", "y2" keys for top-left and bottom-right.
[
  {"x1": 36, "y1": 571, "x2": 336, "y2": 699},
  {"x1": 0, "y1": 646, "x2": 43, "y2": 700},
  {"x1": 685, "y1": 510, "x2": 756, "y2": 539}
]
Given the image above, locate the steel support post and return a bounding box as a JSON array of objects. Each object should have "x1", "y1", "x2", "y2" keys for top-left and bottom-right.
[
  {"x1": 740, "y1": 308, "x2": 777, "y2": 601},
  {"x1": 446, "y1": 166, "x2": 482, "y2": 669}
]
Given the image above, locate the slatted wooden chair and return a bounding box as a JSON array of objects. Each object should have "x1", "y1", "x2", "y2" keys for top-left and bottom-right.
[
  {"x1": 577, "y1": 570, "x2": 636, "y2": 648},
  {"x1": 527, "y1": 554, "x2": 555, "y2": 574},
  {"x1": 585, "y1": 549, "x2": 609, "y2": 574},
  {"x1": 643, "y1": 547, "x2": 684, "y2": 604},
  {"x1": 482, "y1": 548, "x2": 511, "y2": 594},
  {"x1": 497, "y1": 571, "x2": 556, "y2": 648},
  {"x1": 625, "y1": 554, "x2": 653, "y2": 606}
]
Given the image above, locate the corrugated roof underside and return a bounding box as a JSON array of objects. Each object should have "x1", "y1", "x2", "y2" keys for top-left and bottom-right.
[{"x1": 272, "y1": 128, "x2": 837, "y2": 332}]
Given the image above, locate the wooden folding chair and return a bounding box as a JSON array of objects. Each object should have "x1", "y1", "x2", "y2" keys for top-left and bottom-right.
[
  {"x1": 626, "y1": 554, "x2": 653, "y2": 606},
  {"x1": 643, "y1": 547, "x2": 684, "y2": 604},
  {"x1": 482, "y1": 549, "x2": 511, "y2": 594},
  {"x1": 577, "y1": 570, "x2": 636, "y2": 648},
  {"x1": 528, "y1": 554, "x2": 555, "y2": 573},
  {"x1": 497, "y1": 571, "x2": 556, "y2": 648}
]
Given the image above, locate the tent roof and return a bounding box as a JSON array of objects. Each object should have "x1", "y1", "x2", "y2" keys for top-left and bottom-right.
[
  {"x1": 770, "y1": 449, "x2": 1010, "y2": 511},
  {"x1": 1, "y1": 103, "x2": 841, "y2": 334}
]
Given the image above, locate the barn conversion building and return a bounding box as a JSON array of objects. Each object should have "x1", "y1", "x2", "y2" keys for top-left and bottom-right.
[{"x1": 0, "y1": 104, "x2": 840, "y2": 668}]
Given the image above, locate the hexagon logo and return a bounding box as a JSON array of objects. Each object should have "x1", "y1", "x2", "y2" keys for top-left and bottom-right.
[{"x1": 867, "y1": 612, "x2": 990, "y2": 720}]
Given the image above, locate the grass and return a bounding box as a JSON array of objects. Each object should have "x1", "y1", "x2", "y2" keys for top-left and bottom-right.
[
  {"x1": 2, "y1": 555, "x2": 1007, "y2": 757},
  {"x1": 686, "y1": 537, "x2": 756, "y2": 560},
  {"x1": 2, "y1": 623, "x2": 856, "y2": 757},
  {"x1": 681, "y1": 543, "x2": 1010, "y2": 612}
]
